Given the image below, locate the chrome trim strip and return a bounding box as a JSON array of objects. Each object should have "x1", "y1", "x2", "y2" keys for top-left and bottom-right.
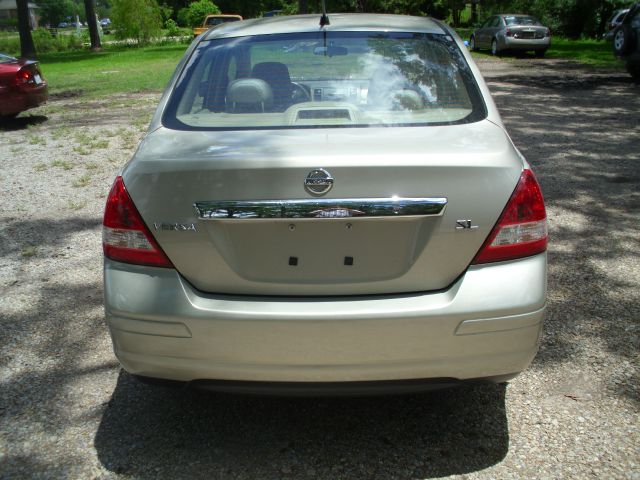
[{"x1": 194, "y1": 198, "x2": 447, "y2": 219}]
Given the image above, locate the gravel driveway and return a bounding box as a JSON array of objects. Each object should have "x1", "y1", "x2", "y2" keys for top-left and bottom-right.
[{"x1": 1, "y1": 57, "x2": 638, "y2": 479}]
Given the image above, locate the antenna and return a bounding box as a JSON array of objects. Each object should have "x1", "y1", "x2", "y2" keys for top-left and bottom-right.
[{"x1": 320, "y1": 0, "x2": 330, "y2": 27}]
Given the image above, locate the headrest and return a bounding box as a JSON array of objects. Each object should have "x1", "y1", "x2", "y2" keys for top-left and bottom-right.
[{"x1": 227, "y1": 78, "x2": 274, "y2": 109}]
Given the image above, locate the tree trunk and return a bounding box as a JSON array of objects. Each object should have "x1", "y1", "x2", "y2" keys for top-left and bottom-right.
[
  {"x1": 16, "y1": 0, "x2": 36, "y2": 59},
  {"x1": 84, "y1": 0, "x2": 102, "y2": 51},
  {"x1": 450, "y1": 0, "x2": 461, "y2": 27},
  {"x1": 298, "y1": 0, "x2": 307, "y2": 14}
]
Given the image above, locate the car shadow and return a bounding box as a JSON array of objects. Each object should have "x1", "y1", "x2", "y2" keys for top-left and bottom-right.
[
  {"x1": 95, "y1": 371, "x2": 508, "y2": 479},
  {"x1": 0, "y1": 114, "x2": 48, "y2": 131}
]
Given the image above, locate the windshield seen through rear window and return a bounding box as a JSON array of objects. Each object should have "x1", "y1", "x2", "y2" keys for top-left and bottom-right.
[
  {"x1": 504, "y1": 16, "x2": 541, "y2": 26},
  {"x1": 163, "y1": 31, "x2": 486, "y2": 130}
]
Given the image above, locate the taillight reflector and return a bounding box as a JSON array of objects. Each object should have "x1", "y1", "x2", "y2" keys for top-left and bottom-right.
[
  {"x1": 14, "y1": 69, "x2": 31, "y2": 86},
  {"x1": 472, "y1": 169, "x2": 547, "y2": 264},
  {"x1": 102, "y1": 176, "x2": 173, "y2": 268}
]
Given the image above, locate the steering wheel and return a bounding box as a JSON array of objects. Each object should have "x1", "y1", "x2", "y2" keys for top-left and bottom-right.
[{"x1": 291, "y1": 82, "x2": 311, "y2": 102}]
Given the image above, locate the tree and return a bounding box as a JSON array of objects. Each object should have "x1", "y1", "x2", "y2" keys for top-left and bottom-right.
[
  {"x1": 111, "y1": 0, "x2": 162, "y2": 43},
  {"x1": 38, "y1": 0, "x2": 76, "y2": 27},
  {"x1": 183, "y1": 0, "x2": 220, "y2": 28},
  {"x1": 16, "y1": 0, "x2": 36, "y2": 58},
  {"x1": 83, "y1": 0, "x2": 102, "y2": 51}
]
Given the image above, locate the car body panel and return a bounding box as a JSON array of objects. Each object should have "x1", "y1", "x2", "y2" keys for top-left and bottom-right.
[
  {"x1": 105, "y1": 252, "x2": 546, "y2": 383},
  {"x1": 604, "y1": 8, "x2": 629, "y2": 39},
  {"x1": 124, "y1": 120, "x2": 523, "y2": 295},
  {"x1": 203, "y1": 13, "x2": 446, "y2": 40},
  {"x1": 0, "y1": 55, "x2": 47, "y2": 117}
]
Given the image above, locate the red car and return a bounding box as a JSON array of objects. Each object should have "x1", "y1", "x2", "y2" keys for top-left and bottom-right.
[{"x1": 0, "y1": 53, "x2": 48, "y2": 119}]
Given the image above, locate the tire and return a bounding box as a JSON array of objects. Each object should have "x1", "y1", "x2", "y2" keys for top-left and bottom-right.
[
  {"x1": 491, "y1": 38, "x2": 500, "y2": 56},
  {"x1": 613, "y1": 25, "x2": 635, "y2": 56},
  {"x1": 627, "y1": 60, "x2": 640, "y2": 83},
  {"x1": 470, "y1": 35, "x2": 477, "y2": 51},
  {"x1": 535, "y1": 49, "x2": 547, "y2": 58}
]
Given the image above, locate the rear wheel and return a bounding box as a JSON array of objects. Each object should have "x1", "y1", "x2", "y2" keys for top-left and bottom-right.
[
  {"x1": 613, "y1": 25, "x2": 635, "y2": 56},
  {"x1": 535, "y1": 49, "x2": 547, "y2": 58},
  {"x1": 491, "y1": 38, "x2": 500, "y2": 56}
]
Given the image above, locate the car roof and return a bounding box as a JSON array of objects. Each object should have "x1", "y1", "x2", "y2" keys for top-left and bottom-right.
[{"x1": 204, "y1": 13, "x2": 447, "y2": 40}]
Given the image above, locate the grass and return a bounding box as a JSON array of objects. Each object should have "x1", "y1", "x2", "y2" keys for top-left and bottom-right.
[
  {"x1": 38, "y1": 43, "x2": 188, "y2": 97},
  {"x1": 20, "y1": 245, "x2": 38, "y2": 257},
  {"x1": 68, "y1": 200, "x2": 87, "y2": 210},
  {"x1": 72, "y1": 173, "x2": 92, "y2": 187},
  {"x1": 545, "y1": 37, "x2": 620, "y2": 68},
  {"x1": 51, "y1": 159, "x2": 73, "y2": 170}
]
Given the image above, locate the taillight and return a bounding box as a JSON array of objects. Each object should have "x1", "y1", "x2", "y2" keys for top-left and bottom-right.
[
  {"x1": 472, "y1": 169, "x2": 547, "y2": 264},
  {"x1": 505, "y1": 28, "x2": 513, "y2": 37},
  {"x1": 103, "y1": 176, "x2": 174, "y2": 268},
  {"x1": 14, "y1": 69, "x2": 32, "y2": 86},
  {"x1": 545, "y1": 28, "x2": 551, "y2": 37}
]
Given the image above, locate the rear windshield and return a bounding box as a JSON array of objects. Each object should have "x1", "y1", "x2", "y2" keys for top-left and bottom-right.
[
  {"x1": 163, "y1": 31, "x2": 486, "y2": 130},
  {"x1": 0, "y1": 53, "x2": 16, "y2": 64},
  {"x1": 504, "y1": 16, "x2": 541, "y2": 26}
]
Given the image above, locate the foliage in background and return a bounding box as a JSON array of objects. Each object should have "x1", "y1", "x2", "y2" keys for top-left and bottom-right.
[
  {"x1": 33, "y1": 28, "x2": 84, "y2": 52},
  {"x1": 111, "y1": 0, "x2": 163, "y2": 44},
  {"x1": 37, "y1": 0, "x2": 77, "y2": 27},
  {"x1": 475, "y1": 0, "x2": 630, "y2": 39},
  {"x1": 0, "y1": 29, "x2": 86, "y2": 56},
  {"x1": 178, "y1": 0, "x2": 220, "y2": 27},
  {"x1": 0, "y1": 32, "x2": 21, "y2": 56},
  {"x1": 164, "y1": 18, "x2": 180, "y2": 36}
]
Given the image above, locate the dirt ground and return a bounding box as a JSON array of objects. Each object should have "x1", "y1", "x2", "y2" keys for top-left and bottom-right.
[{"x1": 0, "y1": 57, "x2": 638, "y2": 479}]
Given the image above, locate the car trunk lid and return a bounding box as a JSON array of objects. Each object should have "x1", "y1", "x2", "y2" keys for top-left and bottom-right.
[{"x1": 123, "y1": 120, "x2": 523, "y2": 296}]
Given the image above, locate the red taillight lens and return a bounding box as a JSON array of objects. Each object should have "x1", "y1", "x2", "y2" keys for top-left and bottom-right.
[
  {"x1": 103, "y1": 176, "x2": 174, "y2": 268},
  {"x1": 14, "y1": 69, "x2": 32, "y2": 86},
  {"x1": 505, "y1": 28, "x2": 513, "y2": 37},
  {"x1": 472, "y1": 169, "x2": 547, "y2": 264}
]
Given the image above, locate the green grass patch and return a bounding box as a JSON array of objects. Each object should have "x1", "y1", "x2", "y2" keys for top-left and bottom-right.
[
  {"x1": 51, "y1": 159, "x2": 74, "y2": 170},
  {"x1": 545, "y1": 38, "x2": 619, "y2": 68},
  {"x1": 38, "y1": 43, "x2": 188, "y2": 97},
  {"x1": 72, "y1": 173, "x2": 92, "y2": 188}
]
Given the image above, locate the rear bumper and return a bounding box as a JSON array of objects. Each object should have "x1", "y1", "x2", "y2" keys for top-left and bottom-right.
[
  {"x1": 501, "y1": 37, "x2": 550, "y2": 51},
  {"x1": 104, "y1": 253, "x2": 546, "y2": 385},
  {"x1": 0, "y1": 85, "x2": 48, "y2": 116}
]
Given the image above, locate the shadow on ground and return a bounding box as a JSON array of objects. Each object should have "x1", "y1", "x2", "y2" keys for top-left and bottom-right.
[
  {"x1": 485, "y1": 69, "x2": 640, "y2": 403},
  {"x1": 0, "y1": 114, "x2": 48, "y2": 131},
  {"x1": 95, "y1": 373, "x2": 508, "y2": 479}
]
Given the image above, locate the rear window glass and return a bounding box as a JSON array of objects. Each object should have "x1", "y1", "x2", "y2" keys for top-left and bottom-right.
[
  {"x1": 163, "y1": 31, "x2": 486, "y2": 130},
  {"x1": 0, "y1": 53, "x2": 16, "y2": 64},
  {"x1": 504, "y1": 16, "x2": 541, "y2": 26}
]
